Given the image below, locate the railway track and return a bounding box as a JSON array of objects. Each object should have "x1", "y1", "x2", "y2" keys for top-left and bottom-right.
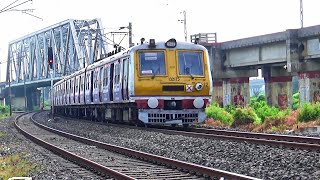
[
  {"x1": 147, "y1": 125, "x2": 320, "y2": 151},
  {"x1": 51, "y1": 113, "x2": 320, "y2": 151},
  {"x1": 15, "y1": 112, "x2": 260, "y2": 180}
]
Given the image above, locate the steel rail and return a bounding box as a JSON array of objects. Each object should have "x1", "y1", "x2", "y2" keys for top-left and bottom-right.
[
  {"x1": 186, "y1": 127, "x2": 320, "y2": 144},
  {"x1": 30, "y1": 113, "x2": 261, "y2": 180},
  {"x1": 15, "y1": 112, "x2": 135, "y2": 180},
  {"x1": 148, "y1": 126, "x2": 320, "y2": 151}
]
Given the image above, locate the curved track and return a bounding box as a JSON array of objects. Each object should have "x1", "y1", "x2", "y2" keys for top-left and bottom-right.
[{"x1": 15, "y1": 112, "x2": 260, "y2": 180}]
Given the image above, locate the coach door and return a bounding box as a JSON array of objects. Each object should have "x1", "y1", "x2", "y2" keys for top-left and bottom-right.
[
  {"x1": 113, "y1": 61, "x2": 122, "y2": 102},
  {"x1": 122, "y1": 58, "x2": 129, "y2": 100},
  {"x1": 109, "y1": 64, "x2": 114, "y2": 101},
  {"x1": 99, "y1": 67, "x2": 104, "y2": 102}
]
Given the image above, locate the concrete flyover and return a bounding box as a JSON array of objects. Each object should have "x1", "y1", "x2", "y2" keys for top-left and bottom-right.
[{"x1": 192, "y1": 25, "x2": 320, "y2": 109}]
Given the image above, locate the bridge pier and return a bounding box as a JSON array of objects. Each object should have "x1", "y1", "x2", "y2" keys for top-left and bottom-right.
[
  {"x1": 212, "y1": 81, "x2": 223, "y2": 106},
  {"x1": 264, "y1": 76, "x2": 292, "y2": 109},
  {"x1": 4, "y1": 87, "x2": 41, "y2": 111},
  {"x1": 298, "y1": 71, "x2": 320, "y2": 104},
  {"x1": 262, "y1": 66, "x2": 293, "y2": 109},
  {"x1": 222, "y1": 77, "x2": 250, "y2": 107}
]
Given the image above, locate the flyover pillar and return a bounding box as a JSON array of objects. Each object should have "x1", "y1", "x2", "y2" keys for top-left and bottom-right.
[
  {"x1": 263, "y1": 67, "x2": 292, "y2": 109},
  {"x1": 212, "y1": 81, "x2": 223, "y2": 107},
  {"x1": 298, "y1": 71, "x2": 320, "y2": 104},
  {"x1": 222, "y1": 77, "x2": 250, "y2": 107},
  {"x1": 26, "y1": 88, "x2": 41, "y2": 110}
]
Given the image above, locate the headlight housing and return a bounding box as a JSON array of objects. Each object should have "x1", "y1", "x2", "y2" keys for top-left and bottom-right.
[{"x1": 195, "y1": 82, "x2": 203, "y2": 91}]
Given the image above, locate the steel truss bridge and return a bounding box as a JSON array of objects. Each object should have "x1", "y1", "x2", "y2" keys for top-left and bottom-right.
[{"x1": 6, "y1": 19, "x2": 109, "y2": 86}]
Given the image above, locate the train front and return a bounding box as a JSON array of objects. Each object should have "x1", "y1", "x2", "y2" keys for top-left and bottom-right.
[{"x1": 132, "y1": 38, "x2": 212, "y2": 126}]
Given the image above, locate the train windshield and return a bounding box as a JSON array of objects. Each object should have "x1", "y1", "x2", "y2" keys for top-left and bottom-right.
[
  {"x1": 178, "y1": 51, "x2": 204, "y2": 76},
  {"x1": 139, "y1": 51, "x2": 166, "y2": 75}
]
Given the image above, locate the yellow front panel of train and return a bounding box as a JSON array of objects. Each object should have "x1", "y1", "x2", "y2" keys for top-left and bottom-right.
[{"x1": 134, "y1": 49, "x2": 211, "y2": 96}]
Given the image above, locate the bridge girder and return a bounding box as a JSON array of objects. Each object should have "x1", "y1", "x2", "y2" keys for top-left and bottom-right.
[{"x1": 6, "y1": 19, "x2": 108, "y2": 84}]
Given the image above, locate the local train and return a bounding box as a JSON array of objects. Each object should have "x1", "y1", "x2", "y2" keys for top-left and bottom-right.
[{"x1": 52, "y1": 38, "x2": 212, "y2": 126}]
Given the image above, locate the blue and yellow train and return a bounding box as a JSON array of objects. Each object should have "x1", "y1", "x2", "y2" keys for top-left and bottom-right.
[{"x1": 52, "y1": 38, "x2": 212, "y2": 126}]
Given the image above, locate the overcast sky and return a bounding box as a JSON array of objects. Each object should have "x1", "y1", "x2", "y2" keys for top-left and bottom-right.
[{"x1": 0, "y1": 0, "x2": 320, "y2": 81}]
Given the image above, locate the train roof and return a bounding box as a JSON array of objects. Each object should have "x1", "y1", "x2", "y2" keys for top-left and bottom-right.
[
  {"x1": 130, "y1": 40, "x2": 207, "y2": 51},
  {"x1": 53, "y1": 39, "x2": 207, "y2": 87}
]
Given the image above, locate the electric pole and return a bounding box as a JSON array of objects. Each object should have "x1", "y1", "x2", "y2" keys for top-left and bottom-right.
[
  {"x1": 300, "y1": 0, "x2": 303, "y2": 28},
  {"x1": 178, "y1": 10, "x2": 187, "y2": 42},
  {"x1": 128, "y1": 22, "x2": 133, "y2": 47}
]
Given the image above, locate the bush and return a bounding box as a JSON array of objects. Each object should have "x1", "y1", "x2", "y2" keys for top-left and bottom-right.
[
  {"x1": 232, "y1": 106, "x2": 261, "y2": 127},
  {"x1": 224, "y1": 104, "x2": 236, "y2": 115},
  {"x1": 256, "y1": 94, "x2": 266, "y2": 102},
  {"x1": 250, "y1": 100, "x2": 281, "y2": 122},
  {"x1": 298, "y1": 103, "x2": 320, "y2": 122},
  {"x1": 205, "y1": 104, "x2": 234, "y2": 126},
  {"x1": 293, "y1": 92, "x2": 300, "y2": 109},
  {"x1": 0, "y1": 106, "x2": 9, "y2": 114}
]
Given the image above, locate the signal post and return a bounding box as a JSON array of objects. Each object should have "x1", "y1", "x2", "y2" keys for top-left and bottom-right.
[{"x1": 48, "y1": 47, "x2": 54, "y2": 118}]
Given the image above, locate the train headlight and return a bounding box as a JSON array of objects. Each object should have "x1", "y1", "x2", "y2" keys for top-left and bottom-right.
[
  {"x1": 148, "y1": 97, "x2": 159, "y2": 108},
  {"x1": 193, "y1": 98, "x2": 204, "y2": 109},
  {"x1": 167, "y1": 101, "x2": 176, "y2": 108},
  {"x1": 195, "y1": 82, "x2": 203, "y2": 91},
  {"x1": 165, "y1": 38, "x2": 177, "y2": 48}
]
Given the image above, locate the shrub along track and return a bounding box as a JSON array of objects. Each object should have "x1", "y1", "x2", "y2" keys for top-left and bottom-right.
[
  {"x1": 15, "y1": 112, "x2": 260, "y2": 180},
  {"x1": 144, "y1": 125, "x2": 320, "y2": 151}
]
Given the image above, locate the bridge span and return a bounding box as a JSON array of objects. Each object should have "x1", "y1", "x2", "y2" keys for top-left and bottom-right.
[
  {"x1": 3, "y1": 18, "x2": 109, "y2": 110},
  {"x1": 193, "y1": 25, "x2": 320, "y2": 109}
]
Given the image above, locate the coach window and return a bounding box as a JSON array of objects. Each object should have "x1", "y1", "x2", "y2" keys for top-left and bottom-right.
[
  {"x1": 115, "y1": 64, "x2": 120, "y2": 84},
  {"x1": 178, "y1": 51, "x2": 204, "y2": 76},
  {"x1": 93, "y1": 72, "x2": 97, "y2": 89},
  {"x1": 103, "y1": 67, "x2": 108, "y2": 86},
  {"x1": 80, "y1": 76, "x2": 83, "y2": 91},
  {"x1": 87, "y1": 74, "x2": 90, "y2": 90},
  {"x1": 139, "y1": 51, "x2": 165, "y2": 75}
]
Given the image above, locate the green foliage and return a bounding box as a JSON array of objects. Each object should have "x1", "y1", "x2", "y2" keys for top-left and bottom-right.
[
  {"x1": 224, "y1": 104, "x2": 236, "y2": 115},
  {"x1": 0, "y1": 153, "x2": 37, "y2": 179},
  {"x1": 298, "y1": 103, "x2": 320, "y2": 122},
  {"x1": 250, "y1": 94, "x2": 265, "y2": 104},
  {"x1": 205, "y1": 104, "x2": 234, "y2": 126},
  {"x1": 257, "y1": 94, "x2": 266, "y2": 102},
  {"x1": 0, "y1": 106, "x2": 9, "y2": 114},
  {"x1": 293, "y1": 92, "x2": 300, "y2": 109},
  {"x1": 232, "y1": 106, "x2": 261, "y2": 127},
  {"x1": 249, "y1": 100, "x2": 281, "y2": 122},
  {"x1": 0, "y1": 106, "x2": 9, "y2": 120}
]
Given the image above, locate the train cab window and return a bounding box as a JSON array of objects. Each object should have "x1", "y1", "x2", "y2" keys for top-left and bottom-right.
[
  {"x1": 139, "y1": 51, "x2": 165, "y2": 75},
  {"x1": 178, "y1": 51, "x2": 204, "y2": 76}
]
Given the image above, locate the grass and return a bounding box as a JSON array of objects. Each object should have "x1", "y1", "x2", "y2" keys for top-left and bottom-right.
[
  {"x1": 0, "y1": 131, "x2": 6, "y2": 137},
  {"x1": 0, "y1": 153, "x2": 38, "y2": 179},
  {"x1": 0, "y1": 113, "x2": 9, "y2": 120}
]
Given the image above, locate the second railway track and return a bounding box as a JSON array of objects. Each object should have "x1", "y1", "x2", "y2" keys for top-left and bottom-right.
[
  {"x1": 15, "y1": 112, "x2": 260, "y2": 180},
  {"x1": 146, "y1": 125, "x2": 320, "y2": 151}
]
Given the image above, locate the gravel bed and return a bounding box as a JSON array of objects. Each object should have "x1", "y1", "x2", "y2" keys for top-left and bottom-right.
[
  {"x1": 0, "y1": 113, "x2": 104, "y2": 179},
  {"x1": 35, "y1": 112, "x2": 320, "y2": 180}
]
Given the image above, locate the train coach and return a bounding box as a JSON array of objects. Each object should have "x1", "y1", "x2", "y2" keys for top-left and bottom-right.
[{"x1": 52, "y1": 38, "x2": 212, "y2": 126}]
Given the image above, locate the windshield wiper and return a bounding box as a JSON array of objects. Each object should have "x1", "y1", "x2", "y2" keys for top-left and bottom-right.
[
  {"x1": 151, "y1": 67, "x2": 159, "y2": 79},
  {"x1": 185, "y1": 67, "x2": 194, "y2": 79},
  {"x1": 151, "y1": 71, "x2": 156, "y2": 79},
  {"x1": 189, "y1": 73, "x2": 194, "y2": 79}
]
